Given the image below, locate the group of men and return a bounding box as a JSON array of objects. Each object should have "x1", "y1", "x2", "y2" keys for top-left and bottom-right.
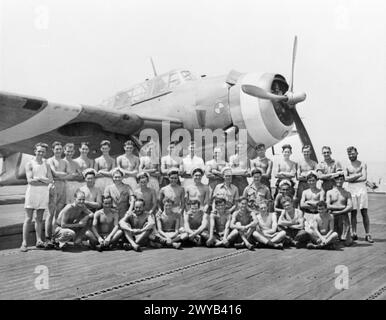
[{"x1": 20, "y1": 139, "x2": 373, "y2": 253}]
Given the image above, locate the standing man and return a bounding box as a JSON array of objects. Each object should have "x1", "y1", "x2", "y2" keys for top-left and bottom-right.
[
  {"x1": 94, "y1": 140, "x2": 116, "y2": 193},
  {"x1": 326, "y1": 173, "x2": 353, "y2": 246},
  {"x1": 228, "y1": 143, "x2": 249, "y2": 195},
  {"x1": 46, "y1": 141, "x2": 68, "y2": 247},
  {"x1": 316, "y1": 146, "x2": 343, "y2": 194},
  {"x1": 274, "y1": 144, "x2": 297, "y2": 198},
  {"x1": 205, "y1": 147, "x2": 226, "y2": 192},
  {"x1": 160, "y1": 142, "x2": 183, "y2": 187},
  {"x1": 181, "y1": 141, "x2": 205, "y2": 189},
  {"x1": 139, "y1": 143, "x2": 160, "y2": 194},
  {"x1": 249, "y1": 143, "x2": 273, "y2": 191},
  {"x1": 296, "y1": 145, "x2": 318, "y2": 204},
  {"x1": 21, "y1": 143, "x2": 53, "y2": 252},
  {"x1": 117, "y1": 140, "x2": 139, "y2": 191},
  {"x1": 345, "y1": 146, "x2": 373, "y2": 243},
  {"x1": 63, "y1": 143, "x2": 84, "y2": 204}
]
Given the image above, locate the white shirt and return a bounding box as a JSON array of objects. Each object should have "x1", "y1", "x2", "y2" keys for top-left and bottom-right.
[{"x1": 182, "y1": 155, "x2": 205, "y2": 175}]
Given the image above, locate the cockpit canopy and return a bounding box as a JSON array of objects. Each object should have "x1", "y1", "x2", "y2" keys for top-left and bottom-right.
[{"x1": 100, "y1": 69, "x2": 197, "y2": 109}]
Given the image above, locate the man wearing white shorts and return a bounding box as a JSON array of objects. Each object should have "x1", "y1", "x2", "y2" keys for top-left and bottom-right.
[
  {"x1": 21, "y1": 143, "x2": 53, "y2": 252},
  {"x1": 345, "y1": 146, "x2": 373, "y2": 243}
]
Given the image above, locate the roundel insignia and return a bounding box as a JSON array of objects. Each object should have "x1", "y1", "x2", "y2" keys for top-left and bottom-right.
[{"x1": 215, "y1": 102, "x2": 224, "y2": 114}]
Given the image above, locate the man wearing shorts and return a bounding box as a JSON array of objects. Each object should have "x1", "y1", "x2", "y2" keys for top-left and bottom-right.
[
  {"x1": 21, "y1": 143, "x2": 53, "y2": 252},
  {"x1": 345, "y1": 146, "x2": 373, "y2": 243}
]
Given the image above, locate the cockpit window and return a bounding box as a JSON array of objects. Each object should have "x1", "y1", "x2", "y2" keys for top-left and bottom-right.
[
  {"x1": 152, "y1": 74, "x2": 169, "y2": 96},
  {"x1": 114, "y1": 91, "x2": 132, "y2": 108},
  {"x1": 181, "y1": 70, "x2": 193, "y2": 81},
  {"x1": 169, "y1": 72, "x2": 181, "y2": 89}
]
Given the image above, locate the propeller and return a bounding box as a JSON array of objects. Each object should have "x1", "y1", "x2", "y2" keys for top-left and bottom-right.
[{"x1": 241, "y1": 36, "x2": 317, "y2": 162}]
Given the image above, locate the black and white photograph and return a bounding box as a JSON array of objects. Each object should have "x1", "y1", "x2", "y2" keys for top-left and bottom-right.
[{"x1": 0, "y1": 0, "x2": 385, "y2": 302}]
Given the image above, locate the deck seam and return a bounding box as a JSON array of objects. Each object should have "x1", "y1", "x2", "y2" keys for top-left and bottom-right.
[{"x1": 75, "y1": 249, "x2": 249, "y2": 300}]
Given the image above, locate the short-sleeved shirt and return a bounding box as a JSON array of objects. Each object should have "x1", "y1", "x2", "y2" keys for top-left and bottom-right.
[
  {"x1": 212, "y1": 183, "x2": 239, "y2": 209},
  {"x1": 104, "y1": 183, "x2": 133, "y2": 218},
  {"x1": 243, "y1": 183, "x2": 271, "y2": 202}
]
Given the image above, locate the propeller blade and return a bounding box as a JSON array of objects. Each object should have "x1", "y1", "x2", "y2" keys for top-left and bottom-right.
[
  {"x1": 241, "y1": 84, "x2": 288, "y2": 102},
  {"x1": 290, "y1": 35, "x2": 298, "y2": 92},
  {"x1": 290, "y1": 108, "x2": 318, "y2": 162}
]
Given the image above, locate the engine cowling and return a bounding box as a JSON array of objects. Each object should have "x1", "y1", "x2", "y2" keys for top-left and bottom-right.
[{"x1": 229, "y1": 72, "x2": 295, "y2": 157}]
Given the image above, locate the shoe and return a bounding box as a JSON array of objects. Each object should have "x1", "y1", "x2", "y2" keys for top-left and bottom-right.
[
  {"x1": 365, "y1": 235, "x2": 374, "y2": 243},
  {"x1": 274, "y1": 243, "x2": 284, "y2": 250},
  {"x1": 123, "y1": 243, "x2": 131, "y2": 251},
  {"x1": 234, "y1": 243, "x2": 245, "y2": 249},
  {"x1": 20, "y1": 244, "x2": 28, "y2": 252},
  {"x1": 306, "y1": 243, "x2": 318, "y2": 249},
  {"x1": 352, "y1": 234, "x2": 358, "y2": 241},
  {"x1": 245, "y1": 243, "x2": 255, "y2": 251},
  {"x1": 96, "y1": 244, "x2": 103, "y2": 252},
  {"x1": 59, "y1": 242, "x2": 68, "y2": 251},
  {"x1": 36, "y1": 241, "x2": 45, "y2": 249},
  {"x1": 133, "y1": 245, "x2": 142, "y2": 252},
  {"x1": 172, "y1": 242, "x2": 182, "y2": 250},
  {"x1": 44, "y1": 239, "x2": 55, "y2": 250}
]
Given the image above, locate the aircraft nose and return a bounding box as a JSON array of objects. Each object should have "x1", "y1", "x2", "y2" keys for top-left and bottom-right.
[{"x1": 0, "y1": 92, "x2": 47, "y2": 131}]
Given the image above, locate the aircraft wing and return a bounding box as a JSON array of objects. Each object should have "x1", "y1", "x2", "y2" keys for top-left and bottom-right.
[{"x1": 0, "y1": 91, "x2": 182, "y2": 156}]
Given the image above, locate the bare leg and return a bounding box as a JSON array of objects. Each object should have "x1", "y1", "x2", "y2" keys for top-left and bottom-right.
[
  {"x1": 226, "y1": 229, "x2": 239, "y2": 245},
  {"x1": 85, "y1": 230, "x2": 98, "y2": 248},
  {"x1": 351, "y1": 209, "x2": 357, "y2": 237},
  {"x1": 35, "y1": 209, "x2": 45, "y2": 245},
  {"x1": 361, "y1": 208, "x2": 370, "y2": 234},
  {"x1": 123, "y1": 230, "x2": 139, "y2": 250},
  {"x1": 135, "y1": 229, "x2": 153, "y2": 247},
  {"x1": 325, "y1": 232, "x2": 339, "y2": 245},
  {"x1": 111, "y1": 230, "x2": 123, "y2": 244},
  {"x1": 239, "y1": 231, "x2": 254, "y2": 250},
  {"x1": 270, "y1": 230, "x2": 286, "y2": 244},
  {"x1": 252, "y1": 230, "x2": 269, "y2": 245},
  {"x1": 21, "y1": 209, "x2": 34, "y2": 250}
]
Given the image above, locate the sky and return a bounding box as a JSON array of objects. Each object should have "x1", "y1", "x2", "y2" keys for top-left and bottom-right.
[{"x1": 0, "y1": 0, "x2": 385, "y2": 165}]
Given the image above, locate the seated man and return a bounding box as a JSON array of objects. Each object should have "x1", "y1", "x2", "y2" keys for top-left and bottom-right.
[
  {"x1": 227, "y1": 197, "x2": 257, "y2": 250},
  {"x1": 153, "y1": 198, "x2": 183, "y2": 249},
  {"x1": 243, "y1": 167, "x2": 271, "y2": 203},
  {"x1": 274, "y1": 180, "x2": 294, "y2": 216},
  {"x1": 326, "y1": 173, "x2": 353, "y2": 246},
  {"x1": 206, "y1": 197, "x2": 232, "y2": 247},
  {"x1": 79, "y1": 168, "x2": 102, "y2": 211},
  {"x1": 252, "y1": 200, "x2": 285, "y2": 249},
  {"x1": 119, "y1": 199, "x2": 156, "y2": 252},
  {"x1": 212, "y1": 167, "x2": 239, "y2": 214},
  {"x1": 300, "y1": 172, "x2": 324, "y2": 233},
  {"x1": 159, "y1": 168, "x2": 185, "y2": 217},
  {"x1": 87, "y1": 196, "x2": 123, "y2": 251},
  {"x1": 305, "y1": 201, "x2": 339, "y2": 250},
  {"x1": 53, "y1": 190, "x2": 94, "y2": 250},
  {"x1": 277, "y1": 197, "x2": 309, "y2": 248},
  {"x1": 180, "y1": 199, "x2": 210, "y2": 246}
]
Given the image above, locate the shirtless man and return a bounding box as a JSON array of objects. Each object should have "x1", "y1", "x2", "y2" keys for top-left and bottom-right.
[
  {"x1": 134, "y1": 172, "x2": 158, "y2": 215},
  {"x1": 139, "y1": 144, "x2": 160, "y2": 194},
  {"x1": 228, "y1": 143, "x2": 249, "y2": 195},
  {"x1": 185, "y1": 167, "x2": 210, "y2": 213},
  {"x1": 300, "y1": 172, "x2": 325, "y2": 233},
  {"x1": 54, "y1": 190, "x2": 94, "y2": 250},
  {"x1": 180, "y1": 199, "x2": 210, "y2": 246},
  {"x1": 212, "y1": 167, "x2": 239, "y2": 214},
  {"x1": 326, "y1": 173, "x2": 353, "y2": 246},
  {"x1": 153, "y1": 198, "x2": 183, "y2": 249},
  {"x1": 249, "y1": 143, "x2": 273, "y2": 190},
  {"x1": 181, "y1": 141, "x2": 205, "y2": 189},
  {"x1": 160, "y1": 142, "x2": 183, "y2": 187},
  {"x1": 296, "y1": 145, "x2": 318, "y2": 203},
  {"x1": 21, "y1": 143, "x2": 53, "y2": 252},
  {"x1": 278, "y1": 197, "x2": 309, "y2": 247},
  {"x1": 117, "y1": 140, "x2": 139, "y2": 191},
  {"x1": 104, "y1": 168, "x2": 135, "y2": 219},
  {"x1": 345, "y1": 146, "x2": 373, "y2": 243},
  {"x1": 119, "y1": 199, "x2": 156, "y2": 252},
  {"x1": 79, "y1": 168, "x2": 102, "y2": 211},
  {"x1": 274, "y1": 180, "x2": 293, "y2": 216},
  {"x1": 74, "y1": 142, "x2": 94, "y2": 177},
  {"x1": 63, "y1": 143, "x2": 84, "y2": 204},
  {"x1": 206, "y1": 197, "x2": 232, "y2": 247},
  {"x1": 243, "y1": 168, "x2": 271, "y2": 204},
  {"x1": 94, "y1": 140, "x2": 116, "y2": 193},
  {"x1": 46, "y1": 141, "x2": 68, "y2": 247},
  {"x1": 317, "y1": 146, "x2": 343, "y2": 194},
  {"x1": 205, "y1": 147, "x2": 226, "y2": 192},
  {"x1": 159, "y1": 168, "x2": 185, "y2": 217},
  {"x1": 227, "y1": 197, "x2": 257, "y2": 250},
  {"x1": 274, "y1": 144, "x2": 297, "y2": 198},
  {"x1": 88, "y1": 196, "x2": 122, "y2": 251},
  {"x1": 305, "y1": 201, "x2": 339, "y2": 250},
  {"x1": 252, "y1": 201, "x2": 285, "y2": 249}
]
